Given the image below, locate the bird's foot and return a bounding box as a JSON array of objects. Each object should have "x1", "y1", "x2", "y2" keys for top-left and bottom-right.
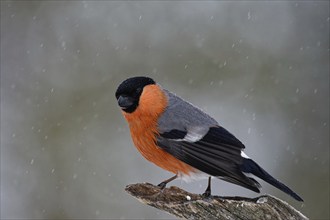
[
  {"x1": 157, "y1": 182, "x2": 167, "y2": 189},
  {"x1": 202, "y1": 190, "x2": 211, "y2": 198},
  {"x1": 157, "y1": 175, "x2": 177, "y2": 190}
]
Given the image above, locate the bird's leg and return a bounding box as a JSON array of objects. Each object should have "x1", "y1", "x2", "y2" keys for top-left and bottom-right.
[
  {"x1": 157, "y1": 174, "x2": 178, "y2": 189},
  {"x1": 202, "y1": 176, "x2": 212, "y2": 197}
]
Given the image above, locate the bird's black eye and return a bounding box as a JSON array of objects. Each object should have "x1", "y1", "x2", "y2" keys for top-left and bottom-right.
[
  {"x1": 136, "y1": 87, "x2": 142, "y2": 94},
  {"x1": 129, "y1": 87, "x2": 142, "y2": 97}
]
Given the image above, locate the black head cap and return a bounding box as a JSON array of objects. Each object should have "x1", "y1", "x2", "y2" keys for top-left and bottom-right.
[{"x1": 115, "y1": 76, "x2": 156, "y2": 113}]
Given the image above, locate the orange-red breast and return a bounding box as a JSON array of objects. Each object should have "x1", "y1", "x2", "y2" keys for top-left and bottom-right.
[{"x1": 115, "y1": 76, "x2": 303, "y2": 201}]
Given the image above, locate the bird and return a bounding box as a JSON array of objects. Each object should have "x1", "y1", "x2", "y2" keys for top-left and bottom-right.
[{"x1": 115, "y1": 76, "x2": 303, "y2": 201}]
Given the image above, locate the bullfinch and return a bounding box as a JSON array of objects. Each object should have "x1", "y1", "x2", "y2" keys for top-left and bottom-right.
[{"x1": 115, "y1": 76, "x2": 303, "y2": 201}]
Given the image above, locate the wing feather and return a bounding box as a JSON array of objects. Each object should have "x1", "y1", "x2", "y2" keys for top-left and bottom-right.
[{"x1": 157, "y1": 127, "x2": 260, "y2": 192}]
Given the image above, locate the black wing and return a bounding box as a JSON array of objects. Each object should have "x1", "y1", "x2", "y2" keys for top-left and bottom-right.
[{"x1": 157, "y1": 126, "x2": 261, "y2": 192}]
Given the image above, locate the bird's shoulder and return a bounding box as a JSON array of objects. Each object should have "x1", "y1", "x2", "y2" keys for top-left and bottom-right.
[{"x1": 157, "y1": 89, "x2": 218, "y2": 136}]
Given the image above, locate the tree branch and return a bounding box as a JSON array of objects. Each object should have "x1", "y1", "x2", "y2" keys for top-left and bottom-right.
[{"x1": 125, "y1": 183, "x2": 308, "y2": 220}]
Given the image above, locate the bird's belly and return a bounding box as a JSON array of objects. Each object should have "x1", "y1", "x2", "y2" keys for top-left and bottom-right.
[{"x1": 131, "y1": 131, "x2": 196, "y2": 176}]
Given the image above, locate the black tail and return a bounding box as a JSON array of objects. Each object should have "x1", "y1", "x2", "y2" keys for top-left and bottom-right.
[{"x1": 240, "y1": 158, "x2": 303, "y2": 202}]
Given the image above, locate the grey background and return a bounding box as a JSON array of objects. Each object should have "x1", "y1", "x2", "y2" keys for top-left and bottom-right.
[{"x1": 1, "y1": 1, "x2": 329, "y2": 219}]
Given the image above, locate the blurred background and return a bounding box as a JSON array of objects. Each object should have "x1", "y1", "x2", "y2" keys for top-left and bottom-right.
[{"x1": 1, "y1": 1, "x2": 329, "y2": 219}]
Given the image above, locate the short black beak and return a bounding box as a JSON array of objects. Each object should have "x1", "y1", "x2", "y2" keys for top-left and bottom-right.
[{"x1": 117, "y1": 95, "x2": 133, "y2": 109}]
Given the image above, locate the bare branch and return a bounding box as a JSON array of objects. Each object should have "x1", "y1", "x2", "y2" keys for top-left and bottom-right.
[{"x1": 125, "y1": 183, "x2": 308, "y2": 220}]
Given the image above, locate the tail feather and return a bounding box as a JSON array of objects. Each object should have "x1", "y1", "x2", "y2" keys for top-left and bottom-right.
[{"x1": 240, "y1": 158, "x2": 303, "y2": 202}]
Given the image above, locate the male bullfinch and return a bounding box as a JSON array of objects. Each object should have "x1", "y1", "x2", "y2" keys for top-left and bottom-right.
[{"x1": 115, "y1": 76, "x2": 303, "y2": 201}]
